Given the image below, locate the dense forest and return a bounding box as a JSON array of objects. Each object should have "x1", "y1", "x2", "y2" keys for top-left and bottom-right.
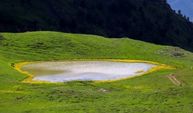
[{"x1": 0, "y1": 0, "x2": 193, "y2": 50}]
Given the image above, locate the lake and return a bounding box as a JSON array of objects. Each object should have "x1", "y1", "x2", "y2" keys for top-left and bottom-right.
[{"x1": 20, "y1": 61, "x2": 156, "y2": 82}]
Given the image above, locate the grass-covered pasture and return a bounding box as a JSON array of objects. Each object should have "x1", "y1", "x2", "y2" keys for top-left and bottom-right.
[{"x1": 0, "y1": 31, "x2": 193, "y2": 113}]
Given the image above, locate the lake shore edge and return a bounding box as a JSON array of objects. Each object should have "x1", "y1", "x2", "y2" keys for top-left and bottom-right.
[{"x1": 14, "y1": 59, "x2": 175, "y2": 84}]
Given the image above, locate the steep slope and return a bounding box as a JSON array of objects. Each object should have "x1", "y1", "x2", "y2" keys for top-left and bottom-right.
[{"x1": 0, "y1": 0, "x2": 193, "y2": 50}]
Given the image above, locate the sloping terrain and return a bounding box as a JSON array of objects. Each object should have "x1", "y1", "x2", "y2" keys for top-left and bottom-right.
[
  {"x1": 0, "y1": 31, "x2": 193, "y2": 113},
  {"x1": 0, "y1": 0, "x2": 193, "y2": 50}
]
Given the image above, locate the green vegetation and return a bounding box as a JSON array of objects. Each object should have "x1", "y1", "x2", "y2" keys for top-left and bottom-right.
[
  {"x1": 0, "y1": 31, "x2": 193, "y2": 113},
  {"x1": 1, "y1": 0, "x2": 193, "y2": 50}
]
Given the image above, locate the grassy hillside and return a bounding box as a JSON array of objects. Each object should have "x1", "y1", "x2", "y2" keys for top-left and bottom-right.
[
  {"x1": 0, "y1": 31, "x2": 193, "y2": 113},
  {"x1": 1, "y1": 0, "x2": 193, "y2": 50}
]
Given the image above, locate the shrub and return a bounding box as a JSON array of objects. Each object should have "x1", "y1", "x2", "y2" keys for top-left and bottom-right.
[
  {"x1": 0, "y1": 34, "x2": 5, "y2": 46},
  {"x1": 0, "y1": 34, "x2": 4, "y2": 40}
]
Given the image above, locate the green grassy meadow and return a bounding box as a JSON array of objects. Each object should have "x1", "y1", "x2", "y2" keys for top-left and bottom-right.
[{"x1": 0, "y1": 31, "x2": 193, "y2": 113}]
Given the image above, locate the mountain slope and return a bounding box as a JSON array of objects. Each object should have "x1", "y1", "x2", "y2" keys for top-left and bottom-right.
[
  {"x1": 0, "y1": 0, "x2": 193, "y2": 50},
  {"x1": 0, "y1": 31, "x2": 193, "y2": 113}
]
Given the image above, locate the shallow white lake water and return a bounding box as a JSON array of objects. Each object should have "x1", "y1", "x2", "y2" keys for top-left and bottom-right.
[{"x1": 21, "y1": 61, "x2": 156, "y2": 82}]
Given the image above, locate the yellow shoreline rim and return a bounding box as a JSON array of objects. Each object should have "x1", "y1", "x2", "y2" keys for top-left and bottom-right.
[{"x1": 14, "y1": 59, "x2": 175, "y2": 84}]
